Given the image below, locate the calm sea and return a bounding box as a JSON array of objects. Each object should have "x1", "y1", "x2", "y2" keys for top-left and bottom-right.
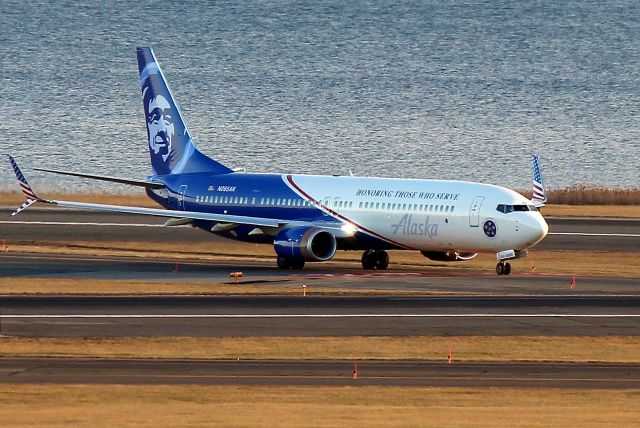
[{"x1": 1, "y1": 0, "x2": 638, "y2": 193}]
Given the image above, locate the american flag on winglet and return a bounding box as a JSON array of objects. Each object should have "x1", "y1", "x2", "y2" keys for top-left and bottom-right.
[
  {"x1": 8, "y1": 155, "x2": 38, "y2": 200},
  {"x1": 531, "y1": 154, "x2": 546, "y2": 202}
]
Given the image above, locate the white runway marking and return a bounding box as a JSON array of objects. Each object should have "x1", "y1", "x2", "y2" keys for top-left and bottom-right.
[{"x1": 2, "y1": 314, "x2": 638, "y2": 319}]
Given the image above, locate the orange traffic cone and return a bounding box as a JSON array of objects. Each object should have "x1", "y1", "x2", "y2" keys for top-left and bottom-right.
[
  {"x1": 448, "y1": 349, "x2": 452, "y2": 364},
  {"x1": 353, "y1": 363, "x2": 359, "y2": 380},
  {"x1": 570, "y1": 276, "x2": 576, "y2": 289},
  {"x1": 530, "y1": 260, "x2": 535, "y2": 272}
]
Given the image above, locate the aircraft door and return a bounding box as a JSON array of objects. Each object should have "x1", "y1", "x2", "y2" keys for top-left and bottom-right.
[
  {"x1": 469, "y1": 196, "x2": 484, "y2": 227},
  {"x1": 178, "y1": 185, "x2": 188, "y2": 210}
]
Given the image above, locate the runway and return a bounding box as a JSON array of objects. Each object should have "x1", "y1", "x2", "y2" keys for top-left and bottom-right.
[
  {"x1": 1, "y1": 208, "x2": 639, "y2": 251},
  {"x1": 1, "y1": 357, "x2": 638, "y2": 388},
  {"x1": 1, "y1": 295, "x2": 638, "y2": 337},
  {"x1": 1, "y1": 209, "x2": 639, "y2": 389},
  {"x1": 2, "y1": 251, "x2": 640, "y2": 296}
]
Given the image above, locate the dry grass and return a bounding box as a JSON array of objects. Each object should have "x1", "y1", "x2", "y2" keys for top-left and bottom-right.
[
  {"x1": 4, "y1": 242, "x2": 640, "y2": 279},
  {"x1": 520, "y1": 186, "x2": 640, "y2": 205},
  {"x1": 1, "y1": 336, "x2": 639, "y2": 363},
  {"x1": 0, "y1": 277, "x2": 297, "y2": 295},
  {"x1": 548, "y1": 186, "x2": 640, "y2": 205},
  {"x1": 541, "y1": 204, "x2": 640, "y2": 218},
  {"x1": 0, "y1": 384, "x2": 638, "y2": 427}
]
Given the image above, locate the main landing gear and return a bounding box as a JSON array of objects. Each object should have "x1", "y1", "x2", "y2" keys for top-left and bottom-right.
[
  {"x1": 496, "y1": 261, "x2": 512, "y2": 276},
  {"x1": 361, "y1": 250, "x2": 389, "y2": 270},
  {"x1": 277, "y1": 256, "x2": 305, "y2": 269}
]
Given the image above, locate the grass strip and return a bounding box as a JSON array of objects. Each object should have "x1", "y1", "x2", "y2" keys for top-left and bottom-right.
[
  {"x1": 1, "y1": 336, "x2": 638, "y2": 363},
  {"x1": 0, "y1": 384, "x2": 638, "y2": 427}
]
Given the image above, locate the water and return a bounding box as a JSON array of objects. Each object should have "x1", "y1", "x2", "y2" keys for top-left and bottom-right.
[{"x1": 1, "y1": 0, "x2": 638, "y2": 193}]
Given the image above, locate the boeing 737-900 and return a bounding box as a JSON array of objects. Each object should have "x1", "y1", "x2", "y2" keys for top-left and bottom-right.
[{"x1": 8, "y1": 47, "x2": 549, "y2": 275}]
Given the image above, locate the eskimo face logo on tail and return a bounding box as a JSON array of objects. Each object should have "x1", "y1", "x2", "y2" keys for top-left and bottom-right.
[{"x1": 146, "y1": 94, "x2": 174, "y2": 163}]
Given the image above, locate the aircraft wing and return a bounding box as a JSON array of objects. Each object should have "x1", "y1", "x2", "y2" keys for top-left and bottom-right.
[
  {"x1": 8, "y1": 155, "x2": 281, "y2": 228},
  {"x1": 43, "y1": 199, "x2": 281, "y2": 227}
]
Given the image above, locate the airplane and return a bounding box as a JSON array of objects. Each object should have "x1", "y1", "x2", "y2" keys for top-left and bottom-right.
[{"x1": 8, "y1": 47, "x2": 549, "y2": 276}]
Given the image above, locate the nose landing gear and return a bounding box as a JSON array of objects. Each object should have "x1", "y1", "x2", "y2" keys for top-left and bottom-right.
[
  {"x1": 496, "y1": 261, "x2": 512, "y2": 276},
  {"x1": 362, "y1": 250, "x2": 389, "y2": 270}
]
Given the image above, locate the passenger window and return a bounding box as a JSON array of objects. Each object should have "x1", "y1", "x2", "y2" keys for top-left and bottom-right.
[{"x1": 451, "y1": 206, "x2": 455, "y2": 213}]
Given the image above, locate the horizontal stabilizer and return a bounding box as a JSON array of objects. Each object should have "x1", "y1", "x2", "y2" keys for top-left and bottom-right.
[{"x1": 35, "y1": 168, "x2": 165, "y2": 189}]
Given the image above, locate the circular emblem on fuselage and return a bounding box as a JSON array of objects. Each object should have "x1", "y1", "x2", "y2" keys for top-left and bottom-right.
[{"x1": 483, "y1": 219, "x2": 497, "y2": 238}]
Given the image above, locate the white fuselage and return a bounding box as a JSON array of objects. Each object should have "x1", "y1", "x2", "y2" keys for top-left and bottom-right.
[{"x1": 287, "y1": 174, "x2": 548, "y2": 253}]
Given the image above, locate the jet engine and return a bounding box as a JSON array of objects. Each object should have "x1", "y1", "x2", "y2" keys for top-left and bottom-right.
[
  {"x1": 420, "y1": 250, "x2": 478, "y2": 262},
  {"x1": 274, "y1": 226, "x2": 337, "y2": 262}
]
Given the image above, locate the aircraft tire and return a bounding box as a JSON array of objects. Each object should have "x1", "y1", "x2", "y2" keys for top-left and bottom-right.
[
  {"x1": 375, "y1": 251, "x2": 389, "y2": 270},
  {"x1": 496, "y1": 262, "x2": 504, "y2": 275},
  {"x1": 362, "y1": 250, "x2": 376, "y2": 270},
  {"x1": 277, "y1": 256, "x2": 291, "y2": 269},
  {"x1": 504, "y1": 262, "x2": 511, "y2": 275},
  {"x1": 277, "y1": 256, "x2": 305, "y2": 269}
]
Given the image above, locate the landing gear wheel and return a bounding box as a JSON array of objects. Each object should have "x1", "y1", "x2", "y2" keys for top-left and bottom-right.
[
  {"x1": 277, "y1": 256, "x2": 291, "y2": 269},
  {"x1": 504, "y1": 262, "x2": 511, "y2": 275},
  {"x1": 362, "y1": 250, "x2": 389, "y2": 270},
  {"x1": 374, "y1": 251, "x2": 389, "y2": 270},
  {"x1": 496, "y1": 262, "x2": 512, "y2": 276},
  {"x1": 361, "y1": 250, "x2": 376, "y2": 270},
  {"x1": 277, "y1": 256, "x2": 305, "y2": 269}
]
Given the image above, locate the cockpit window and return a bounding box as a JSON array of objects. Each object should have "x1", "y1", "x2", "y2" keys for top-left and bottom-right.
[{"x1": 496, "y1": 204, "x2": 537, "y2": 213}]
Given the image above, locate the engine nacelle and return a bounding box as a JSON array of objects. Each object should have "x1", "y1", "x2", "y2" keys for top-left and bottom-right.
[
  {"x1": 420, "y1": 250, "x2": 478, "y2": 262},
  {"x1": 274, "y1": 226, "x2": 337, "y2": 262}
]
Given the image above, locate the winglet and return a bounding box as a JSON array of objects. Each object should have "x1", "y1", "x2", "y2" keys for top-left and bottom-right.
[
  {"x1": 7, "y1": 155, "x2": 40, "y2": 216},
  {"x1": 530, "y1": 153, "x2": 547, "y2": 207}
]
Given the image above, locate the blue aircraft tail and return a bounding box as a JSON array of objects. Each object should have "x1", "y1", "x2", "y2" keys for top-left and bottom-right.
[{"x1": 137, "y1": 47, "x2": 232, "y2": 176}]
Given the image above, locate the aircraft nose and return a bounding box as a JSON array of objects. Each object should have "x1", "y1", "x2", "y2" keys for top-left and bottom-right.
[{"x1": 522, "y1": 214, "x2": 549, "y2": 247}]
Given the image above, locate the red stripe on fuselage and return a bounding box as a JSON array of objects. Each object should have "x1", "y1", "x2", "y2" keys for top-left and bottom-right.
[{"x1": 285, "y1": 175, "x2": 410, "y2": 249}]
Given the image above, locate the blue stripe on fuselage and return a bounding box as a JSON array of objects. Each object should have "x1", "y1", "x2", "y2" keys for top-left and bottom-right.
[
  {"x1": 145, "y1": 172, "x2": 400, "y2": 250},
  {"x1": 147, "y1": 172, "x2": 326, "y2": 221}
]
